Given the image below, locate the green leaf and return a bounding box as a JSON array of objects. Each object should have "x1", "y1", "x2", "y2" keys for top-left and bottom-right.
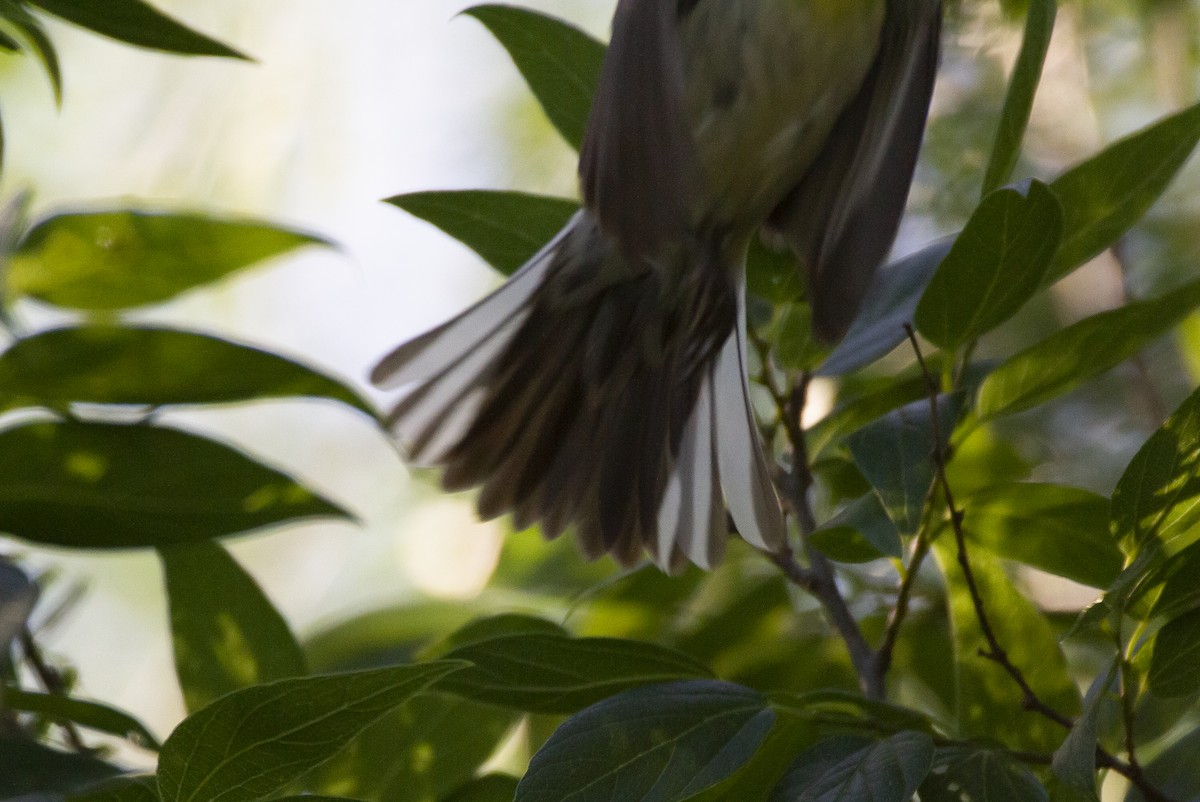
[
  {"x1": 463, "y1": 5, "x2": 605, "y2": 150},
  {"x1": 915, "y1": 181, "x2": 1063, "y2": 349},
  {"x1": 442, "y1": 775, "x2": 521, "y2": 802},
  {"x1": 747, "y1": 234, "x2": 804, "y2": 304},
  {"x1": 807, "y1": 373, "x2": 931, "y2": 458},
  {"x1": 0, "y1": 736, "x2": 122, "y2": 797},
  {"x1": 977, "y1": 278, "x2": 1200, "y2": 420},
  {"x1": 1121, "y1": 726, "x2": 1200, "y2": 801},
  {"x1": 818, "y1": 239, "x2": 952, "y2": 376},
  {"x1": 0, "y1": 420, "x2": 351, "y2": 550},
  {"x1": 27, "y1": 0, "x2": 248, "y2": 59},
  {"x1": 309, "y1": 692, "x2": 517, "y2": 802},
  {"x1": 768, "y1": 731, "x2": 935, "y2": 802},
  {"x1": 961, "y1": 483, "x2": 1121, "y2": 588},
  {"x1": 515, "y1": 680, "x2": 775, "y2": 802},
  {"x1": 932, "y1": 539, "x2": 1080, "y2": 752},
  {"x1": 848, "y1": 395, "x2": 960, "y2": 537},
  {"x1": 773, "y1": 689, "x2": 936, "y2": 736},
  {"x1": 770, "y1": 303, "x2": 824, "y2": 372},
  {"x1": 422, "y1": 612, "x2": 568, "y2": 658},
  {"x1": 1149, "y1": 607, "x2": 1200, "y2": 698},
  {"x1": 2, "y1": 686, "x2": 160, "y2": 749},
  {"x1": 0, "y1": 325, "x2": 375, "y2": 417},
  {"x1": 8, "y1": 210, "x2": 329, "y2": 310},
  {"x1": 161, "y1": 541, "x2": 306, "y2": 713},
  {"x1": 1149, "y1": 542, "x2": 1200, "y2": 621},
  {"x1": 437, "y1": 632, "x2": 713, "y2": 713},
  {"x1": 386, "y1": 190, "x2": 578, "y2": 276},
  {"x1": 685, "y1": 714, "x2": 817, "y2": 802},
  {"x1": 1111, "y1": 382, "x2": 1200, "y2": 559},
  {"x1": 0, "y1": 1, "x2": 62, "y2": 103},
  {"x1": 982, "y1": 0, "x2": 1056, "y2": 195},
  {"x1": 1051, "y1": 665, "x2": 1116, "y2": 801},
  {"x1": 68, "y1": 775, "x2": 160, "y2": 802},
  {"x1": 155, "y1": 660, "x2": 468, "y2": 802},
  {"x1": 1048, "y1": 102, "x2": 1200, "y2": 284},
  {"x1": 811, "y1": 493, "x2": 901, "y2": 562},
  {"x1": 920, "y1": 746, "x2": 1047, "y2": 802}
]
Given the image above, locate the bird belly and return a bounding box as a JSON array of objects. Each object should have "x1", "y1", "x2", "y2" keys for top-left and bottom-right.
[{"x1": 680, "y1": 0, "x2": 886, "y2": 228}]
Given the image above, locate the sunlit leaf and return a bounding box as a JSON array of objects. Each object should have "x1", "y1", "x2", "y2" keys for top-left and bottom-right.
[
  {"x1": 1048, "y1": 101, "x2": 1200, "y2": 284},
  {"x1": 818, "y1": 239, "x2": 952, "y2": 376},
  {"x1": 961, "y1": 483, "x2": 1121, "y2": 588},
  {"x1": 2, "y1": 686, "x2": 160, "y2": 750},
  {"x1": 0, "y1": 325, "x2": 375, "y2": 417},
  {"x1": 768, "y1": 731, "x2": 934, "y2": 802},
  {"x1": 8, "y1": 210, "x2": 329, "y2": 310},
  {"x1": 155, "y1": 660, "x2": 467, "y2": 802},
  {"x1": 1111, "y1": 382, "x2": 1200, "y2": 559},
  {"x1": 463, "y1": 5, "x2": 605, "y2": 150},
  {"x1": 0, "y1": 1, "x2": 61, "y2": 103},
  {"x1": 915, "y1": 181, "x2": 1062, "y2": 349},
  {"x1": 977, "y1": 278, "x2": 1200, "y2": 420},
  {"x1": 920, "y1": 745, "x2": 1047, "y2": 802},
  {"x1": 515, "y1": 680, "x2": 774, "y2": 802},
  {"x1": 27, "y1": 0, "x2": 248, "y2": 59},
  {"x1": 161, "y1": 541, "x2": 306, "y2": 713},
  {"x1": 437, "y1": 631, "x2": 713, "y2": 713},
  {"x1": 932, "y1": 539, "x2": 1080, "y2": 752},
  {"x1": 0, "y1": 420, "x2": 351, "y2": 549},
  {"x1": 386, "y1": 190, "x2": 578, "y2": 276},
  {"x1": 982, "y1": 0, "x2": 1056, "y2": 195}
]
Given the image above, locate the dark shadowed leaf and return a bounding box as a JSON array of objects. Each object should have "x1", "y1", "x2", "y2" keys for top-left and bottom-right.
[
  {"x1": 27, "y1": 0, "x2": 247, "y2": 59},
  {"x1": 811, "y1": 493, "x2": 901, "y2": 562},
  {"x1": 848, "y1": 395, "x2": 960, "y2": 537},
  {"x1": 915, "y1": 181, "x2": 1062, "y2": 349},
  {"x1": 161, "y1": 541, "x2": 306, "y2": 713},
  {"x1": 962, "y1": 483, "x2": 1121, "y2": 588},
  {"x1": 442, "y1": 774, "x2": 520, "y2": 802},
  {"x1": 155, "y1": 660, "x2": 467, "y2": 802},
  {"x1": 67, "y1": 775, "x2": 159, "y2": 802},
  {"x1": 515, "y1": 680, "x2": 774, "y2": 802},
  {"x1": 1122, "y1": 726, "x2": 1200, "y2": 802},
  {"x1": 309, "y1": 692, "x2": 517, "y2": 802},
  {"x1": 1149, "y1": 543, "x2": 1200, "y2": 621},
  {"x1": 1048, "y1": 102, "x2": 1200, "y2": 284},
  {"x1": 2, "y1": 686, "x2": 160, "y2": 749},
  {"x1": 386, "y1": 190, "x2": 578, "y2": 276},
  {"x1": 933, "y1": 539, "x2": 1080, "y2": 752},
  {"x1": 1051, "y1": 666, "x2": 1116, "y2": 801},
  {"x1": 747, "y1": 235, "x2": 804, "y2": 304},
  {"x1": 8, "y1": 210, "x2": 329, "y2": 310},
  {"x1": 463, "y1": 5, "x2": 605, "y2": 150},
  {"x1": 982, "y1": 0, "x2": 1056, "y2": 195},
  {"x1": 1149, "y1": 607, "x2": 1200, "y2": 698},
  {"x1": 0, "y1": 737, "x2": 122, "y2": 797},
  {"x1": 0, "y1": 420, "x2": 351, "y2": 549},
  {"x1": 686, "y1": 714, "x2": 817, "y2": 802},
  {"x1": 920, "y1": 746, "x2": 1047, "y2": 802},
  {"x1": 818, "y1": 239, "x2": 952, "y2": 376},
  {"x1": 1111, "y1": 383, "x2": 1200, "y2": 559},
  {"x1": 769, "y1": 731, "x2": 934, "y2": 802},
  {"x1": 977, "y1": 278, "x2": 1200, "y2": 420},
  {"x1": 0, "y1": 558, "x2": 35, "y2": 654},
  {"x1": 0, "y1": 326, "x2": 374, "y2": 417},
  {"x1": 437, "y1": 631, "x2": 713, "y2": 713}
]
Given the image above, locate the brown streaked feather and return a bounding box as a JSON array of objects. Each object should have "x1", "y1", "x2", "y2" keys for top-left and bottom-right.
[{"x1": 766, "y1": 0, "x2": 942, "y2": 343}]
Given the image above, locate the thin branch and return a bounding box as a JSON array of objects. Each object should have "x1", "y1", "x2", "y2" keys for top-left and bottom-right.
[
  {"x1": 874, "y1": 535, "x2": 932, "y2": 681},
  {"x1": 904, "y1": 325, "x2": 1178, "y2": 802},
  {"x1": 18, "y1": 627, "x2": 88, "y2": 754}
]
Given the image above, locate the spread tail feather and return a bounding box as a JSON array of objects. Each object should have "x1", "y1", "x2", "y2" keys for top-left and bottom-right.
[{"x1": 373, "y1": 215, "x2": 786, "y2": 569}]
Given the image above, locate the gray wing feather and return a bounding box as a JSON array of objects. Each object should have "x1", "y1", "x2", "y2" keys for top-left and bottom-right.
[
  {"x1": 578, "y1": 0, "x2": 698, "y2": 258},
  {"x1": 768, "y1": 0, "x2": 942, "y2": 343}
]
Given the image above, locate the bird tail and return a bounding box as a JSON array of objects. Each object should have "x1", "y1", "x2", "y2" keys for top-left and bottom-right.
[{"x1": 371, "y1": 213, "x2": 785, "y2": 570}]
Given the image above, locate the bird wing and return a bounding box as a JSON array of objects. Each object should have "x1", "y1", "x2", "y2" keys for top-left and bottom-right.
[
  {"x1": 578, "y1": 0, "x2": 699, "y2": 259},
  {"x1": 767, "y1": 0, "x2": 943, "y2": 343}
]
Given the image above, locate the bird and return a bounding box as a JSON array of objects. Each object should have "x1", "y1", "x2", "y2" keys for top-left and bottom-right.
[{"x1": 372, "y1": 0, "x2": 942, "y2": 572}]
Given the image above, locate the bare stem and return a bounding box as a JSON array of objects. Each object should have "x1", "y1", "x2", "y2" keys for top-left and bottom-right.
[{"x1": 18, "y1": 627, "x2": 88, "y2": 753}]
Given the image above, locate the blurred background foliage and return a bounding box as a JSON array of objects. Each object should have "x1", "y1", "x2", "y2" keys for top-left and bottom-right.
[{"x1": 3, "y1": 0, "x2": 1200, "y2": 800}]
